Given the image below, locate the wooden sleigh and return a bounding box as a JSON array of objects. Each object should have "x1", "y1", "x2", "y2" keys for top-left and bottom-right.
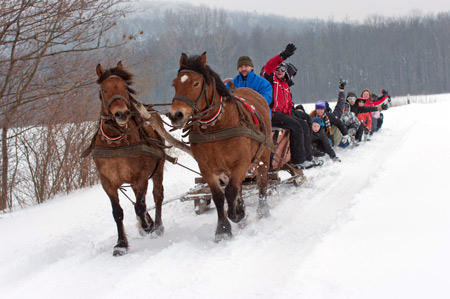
[{"x1": 181, "y1": 128, "x2": 306, "y2": 214}]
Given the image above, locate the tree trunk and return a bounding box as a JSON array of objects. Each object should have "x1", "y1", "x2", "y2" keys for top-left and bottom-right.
[{"x1": 1, "y1": 125, "x2": 8, "y2": 211}]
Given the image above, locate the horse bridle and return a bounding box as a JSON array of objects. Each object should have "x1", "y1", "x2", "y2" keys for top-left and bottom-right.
[
  {"x1": 172, "y1": 69, "x2": 217, "y2": 116},
  {"x1": 98, "y1": 77, "x2": 132, "y2": 140},
  {"x1": 99, "y1": 75, "x2": 132, "y2": 115}
]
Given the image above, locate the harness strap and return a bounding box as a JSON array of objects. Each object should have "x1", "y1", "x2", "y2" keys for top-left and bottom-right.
[
  {"x1": 173, "y1": 94, "x2": 197, "y2": 111},
  {"x1": 189, "y1": 126, "x2": 267, "y2": 145},
  {"x1": 91, "y1": 143, "x2": 177, "y2": 164}
]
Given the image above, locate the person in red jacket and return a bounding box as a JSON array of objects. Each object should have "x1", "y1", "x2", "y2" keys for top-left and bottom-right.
[
  {"x1": 262, "y1": 43, "x2": 321, "y2": 169},
  {"x1": 356, "y1": 98, "x2": 372, "y2": 141},
  {"x1": 360, "y1": 88, "x2": 390, "y2": 133}
]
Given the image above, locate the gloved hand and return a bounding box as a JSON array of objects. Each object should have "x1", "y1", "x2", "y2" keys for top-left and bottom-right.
[
  {"x1": 279, "y1": 43, "x2": 296, "y2": 60},
  {"x1": 339, "y1": 78, "x2": 347, "y2": 90},
  {"x1": 341, "y1": 135, "x2": 349, "y2": 144},
  {"x1": 364, "y1": 128, "x2": 369, "y2": 135},
  {"x1": 332, "y1": 156, "x2": 341, "y2": 163},
  {"x1": 381, "y1": 103, "x2": 389, "y2": 110},
  {"x1": 382, "y1": 89, "x2": 389, "y2": 96}
]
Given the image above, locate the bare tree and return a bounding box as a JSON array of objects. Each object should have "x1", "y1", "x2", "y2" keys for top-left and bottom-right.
[{"x1": 0, "y1": 0, "x2": 134, "y2": 210}]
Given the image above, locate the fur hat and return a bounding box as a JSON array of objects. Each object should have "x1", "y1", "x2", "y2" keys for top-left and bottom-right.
[
  {"x1": 315, "y1": 100, "x2": 326, "y2": 110},
  {"x1": 312, "y1": 117, "x2": 323, "y2": 126},
  {"x1": 237, "y1": 56, "x2": 254, "y2": 69}
]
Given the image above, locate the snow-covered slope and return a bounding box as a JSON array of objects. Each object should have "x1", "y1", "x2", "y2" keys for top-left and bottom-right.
[{"x1": 1, "y1": 96, "x2": 450, "y2": 299}]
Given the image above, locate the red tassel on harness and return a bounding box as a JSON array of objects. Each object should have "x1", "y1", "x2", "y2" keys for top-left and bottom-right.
[{"x1": 236, "y1": 97, "x2": 260, "y2": 125}]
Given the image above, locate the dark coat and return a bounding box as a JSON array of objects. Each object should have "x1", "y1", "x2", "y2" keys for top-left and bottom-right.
[
  {"x1": 349, "y1": 102, "x2": 378, "y2": 117},
  {"x1": 311, "y1": 128, "x2": 336, "y2": 159}
]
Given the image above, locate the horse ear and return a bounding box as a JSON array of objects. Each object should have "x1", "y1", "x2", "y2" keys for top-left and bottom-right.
[
  {"x1": 96, "y1": 64, "x2": 105, "y2": 78},
  {"x1": 200, "y1": 52, "x2": 207, "y2": 67},
  {"x1": 179, "y1": 53, "x2": 188, "y2": 67},
  {"x1": 117, "y1": 61, "x2": 124, "y2": 70}
]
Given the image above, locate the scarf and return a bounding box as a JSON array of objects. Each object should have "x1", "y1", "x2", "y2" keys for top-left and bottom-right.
[{"x1": 319, "y1": 113, "x2": 333, "y2": 136}]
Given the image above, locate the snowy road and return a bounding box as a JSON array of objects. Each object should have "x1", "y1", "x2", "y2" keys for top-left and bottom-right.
[{"x1": 1, "y1": 96, "x2": 450, "y2": 299}]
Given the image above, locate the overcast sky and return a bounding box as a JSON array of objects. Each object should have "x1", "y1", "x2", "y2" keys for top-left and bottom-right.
[{"x1": 144, "y1": 0, "x2": 450, "y2": 21}]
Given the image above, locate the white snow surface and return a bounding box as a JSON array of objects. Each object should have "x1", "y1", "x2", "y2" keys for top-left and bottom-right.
[{"x1": 1, "y1": 95, "x2": 450, "y2": 299}]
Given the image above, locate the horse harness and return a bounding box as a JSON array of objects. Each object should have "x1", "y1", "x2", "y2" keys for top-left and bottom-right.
[
  {"x1": 82, "y1": 87, "x2": 177, "y2": 165},
  {"x1": 173, "y1": 69, "x2": 273, "y2": 163}
]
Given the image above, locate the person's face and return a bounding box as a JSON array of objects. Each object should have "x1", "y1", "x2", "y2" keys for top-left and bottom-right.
[
  {"x1": 275, "y1": 68, "x2": 286, "y2": 80},
  {"x1": 316, "y1": 109, "x2": 325, "y2": 116},
  {"x1": 362, "y1": 91, "x2": 370, "y2": 99},
  {"x1": 238, "y1": 65, "x2": 253, "y2": 76},
  {"x1": 358, "y1": 100, "x2": 365, "y2": 106},
  {"x1": 312, "y1": 123, "x2": 321, "y2": 132}
]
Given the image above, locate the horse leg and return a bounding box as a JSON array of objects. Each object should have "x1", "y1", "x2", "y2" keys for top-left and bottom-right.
[
  {"x1": 256, "y1": 154, "x2": 271, "y2": 218},
  {"x1": 208, "y1": 180, "x2": 232, "y2": 242},
  {"x1": 225, "y1": 176, "x2": 246, "y2": 223},
  {"x1": 151, "y1": 162, "x2": 165, "y2": 236},
  {"x1": 134, "y1": 185, "x2": 154, "y2": 235},
  {"x1": 109, "y1": 195, "x2": 128, "y2": 256}
]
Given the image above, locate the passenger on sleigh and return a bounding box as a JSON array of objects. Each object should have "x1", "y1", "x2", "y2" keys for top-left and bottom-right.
[
  {"x1": 311, "y1": 117, "x2": 341, "y2": 162},
  {"x1": 225, "y1": 55, "x2": 273, "y2": 118},
  {"x1": 262, "y1": 43, "x2": 321, "y2": 169},
  {"x1": 310, "y1": 79, "x2": 350, "y2": 148}
]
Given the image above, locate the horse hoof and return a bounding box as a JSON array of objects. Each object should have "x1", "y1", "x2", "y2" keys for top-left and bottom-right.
[
  {"x1": 136, "y1": 216, "x2": 154, "y2": 236},
  {"x1": 152, "y1": 225, "x2": 164, "y2": 237},
  {"x1": 113, "y1": 246, "x2": 128, "y2": 256},
  {"x1": 214, "y1": 232, "x2": 232, "y2": 243},
  {"x1": 227, "y1": 206, "x2": 246, "y2": 223},
  {"x1": 256, "y1": 203, "x2": 270, "y2": 218},
  {"x1": 237, "y1": 212, "x2": 250, "y2": 229}
]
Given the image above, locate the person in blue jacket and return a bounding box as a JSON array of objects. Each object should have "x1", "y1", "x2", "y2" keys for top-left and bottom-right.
[{"x1": 226, "y1": 56, "x2": 273, "y2": 118}]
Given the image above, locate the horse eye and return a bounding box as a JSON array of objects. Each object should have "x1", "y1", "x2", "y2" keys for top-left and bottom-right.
[
  {"x1": 194, "y1": 82, "x2": 200, "y2": 87},
  {"x1": 102, "y1": 89, "x2": 107, "y2": 94}
]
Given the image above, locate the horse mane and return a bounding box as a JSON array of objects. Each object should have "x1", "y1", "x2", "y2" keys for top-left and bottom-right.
[
  {"x1": 97, "y1": 66, "x2": 136, "y2": 95},
  {"x1": 178, "y1": 55, "x2": 231, "y2": 98}
]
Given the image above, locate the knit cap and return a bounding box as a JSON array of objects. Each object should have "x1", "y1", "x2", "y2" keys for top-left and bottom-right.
[
  {"x1": 315, "y1": 100, "x2": 326, "y2": 110},
  {"x1": 237, "y1": 56, "x2": 254, "y2": 69},
  {"x1": 311, "y1": 117, "x2": 323, "y2": 126}
]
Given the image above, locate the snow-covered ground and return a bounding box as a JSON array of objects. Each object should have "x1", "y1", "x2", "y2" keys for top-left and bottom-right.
[{"x1": 1, "y1": 95, "x2": 450, "y2": 299}]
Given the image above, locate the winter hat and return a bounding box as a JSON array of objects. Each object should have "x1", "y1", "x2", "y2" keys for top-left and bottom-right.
[
  {"x1": 311, "y1": 117, "x2": 323, "y2": 126},
  {"x1": 315, "y1": 100, "x2": 326, "y2": 110},
  {"x1": 346, "y1": 92, "x2": 357, "y2": 102},
  {"x1": 356, "y1": 98, "x2": 366, "y2": 105},
  {"x1": 237, "y1": 56, "x2": 254, "y2": 69},
  {"x1": 285, "y1": 62, "x2": 298, "y2": 86},
  {"x1": 286, "y1": 63, "x2": 297, "y2": 78},
  {"x1": 294, "y1": 104, "x2": 305, "y2": 111}
]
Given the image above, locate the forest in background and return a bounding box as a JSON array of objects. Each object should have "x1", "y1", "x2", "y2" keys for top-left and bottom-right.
[
  {"x1": 122, "y1": 1, "x2": 450, "y2": 104},
  {"x1": 1, "y1": 0, "x2": 449, "y2": 210}
]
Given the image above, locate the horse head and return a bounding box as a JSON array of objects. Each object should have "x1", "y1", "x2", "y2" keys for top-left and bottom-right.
[
  {"x1": 96, "y1": 61, "x2": 133, "y2": 127},
  {"x1": 168, "y1": 52, "x2": 215, "y2": 128}
]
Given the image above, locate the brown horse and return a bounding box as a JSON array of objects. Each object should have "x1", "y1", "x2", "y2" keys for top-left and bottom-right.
[
  {"x1": 92, "y1": 62, "x2": 165, "y2": 256},
  {"x1": 168, "y1": 53, "x2": 272, "y2": 241}
]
